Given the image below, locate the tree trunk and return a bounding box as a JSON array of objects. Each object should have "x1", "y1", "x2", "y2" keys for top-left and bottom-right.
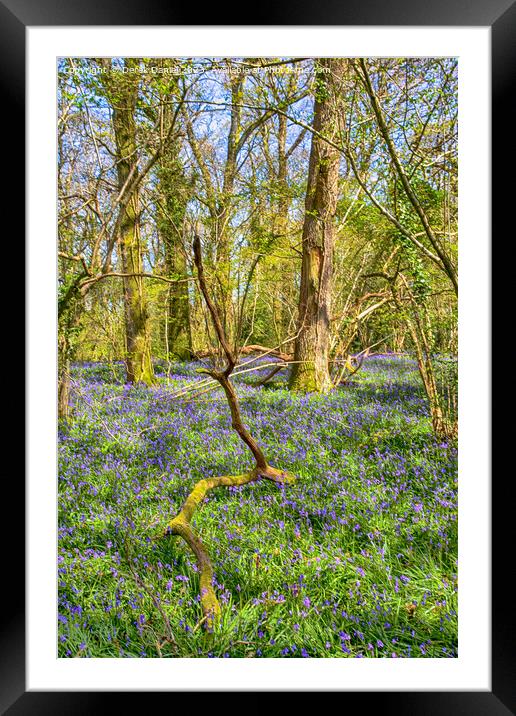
[
  {"x1": 57, "y1": 271, "x2": 85, "y2": 421},
  {"x1": 158, "y1": 148, "x2": 192, "y2": 359},
  {"x1": 110, "y1": 58, "x2": 155, "y2": 385},
  {"x1": 58, "y1": 334, "x2": 72, "y2": 421},
  {"x1": 214, "y1": 72, "x2": 244, "y2": 338},
  {"x1": 290, "y1": 58, "x2": 346, "y2": 393},
  {"x1": 165, "y1": 255, "x2": 192, "y2": 361},
  {"x1": 276, "y1": 112, "x2": 295, "y2": 347}
]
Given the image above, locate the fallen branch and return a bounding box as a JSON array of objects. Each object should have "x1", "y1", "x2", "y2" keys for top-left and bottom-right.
[
  {"x1": 194, "y1": 343, "x2": 292, "y2": 363},
  {"x1": 252, "y1": 363, "x2": 286, "y2": 387}
]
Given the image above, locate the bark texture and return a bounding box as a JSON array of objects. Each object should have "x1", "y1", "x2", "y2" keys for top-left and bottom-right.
[
  {"x1": 290, "y1": 58, "x2": 347, "y2": 393},
  {"x1": 158, "y1": 144, "x2": 192, "y2": 360},
  {"x1": 109, "y1": 58, "x2": 155, "y2": 385}
]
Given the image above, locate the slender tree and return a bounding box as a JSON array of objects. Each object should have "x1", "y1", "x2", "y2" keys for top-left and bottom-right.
[
  {"x1": 164, "y1": 235, "x2": 295, "y2": 630},
  {"x1": 183, "y1": 68, "x2": 246, "y2": 338}
]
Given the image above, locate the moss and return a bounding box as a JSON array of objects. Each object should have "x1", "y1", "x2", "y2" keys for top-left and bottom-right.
[
  {"x1": 289, "y1": 364, "x2": 331, "y2": 394},
  {"x1": 165, "y1": 467, "x2": 296, "y2": 630}
]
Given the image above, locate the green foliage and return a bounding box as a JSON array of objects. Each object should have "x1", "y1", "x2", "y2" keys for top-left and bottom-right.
[
  {"x1": 394, "y1": 182, "x2": 432, "y2": 303},
  {"x1": 313, "y1": 63, "x2": 331, "y2": 104}
]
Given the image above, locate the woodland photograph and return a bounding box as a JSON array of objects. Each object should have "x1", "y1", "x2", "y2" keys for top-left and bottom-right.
[{"x1": 57, "y1": 56, "x2": 458, "y2": 658}]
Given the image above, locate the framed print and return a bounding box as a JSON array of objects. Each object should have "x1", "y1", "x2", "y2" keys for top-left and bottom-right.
[{"x1": 4, "y1": 0, "x2": 513, "y2": 711}]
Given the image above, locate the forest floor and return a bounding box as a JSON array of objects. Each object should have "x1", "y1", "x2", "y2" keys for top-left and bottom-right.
[{"x1": 58, "y1": 355, "x2": 458, "y2": 658}]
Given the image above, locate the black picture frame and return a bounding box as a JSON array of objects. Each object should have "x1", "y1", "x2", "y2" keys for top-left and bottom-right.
[{"x1": 6, "y1": 0, "x2": 512, "y2": 712}]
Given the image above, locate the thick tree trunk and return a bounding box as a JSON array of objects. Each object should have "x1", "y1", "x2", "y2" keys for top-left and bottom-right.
[
  {"x1": 159, "y1": 152, "x2": 192, "y2": 360},
  {"x1": 110, "y1": 58, "x2": 155, "y2": 385},
  {"x1": 290, "y1": 58, "x2": 346, "y2": 393},
  {"x1": 165, "y1": 257, "x2": 192, "y2": 361}
]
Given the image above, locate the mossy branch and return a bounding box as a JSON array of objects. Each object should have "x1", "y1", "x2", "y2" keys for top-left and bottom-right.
[{"x1": 164, "y1": 467, "x2": 294, "y2": 629}]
